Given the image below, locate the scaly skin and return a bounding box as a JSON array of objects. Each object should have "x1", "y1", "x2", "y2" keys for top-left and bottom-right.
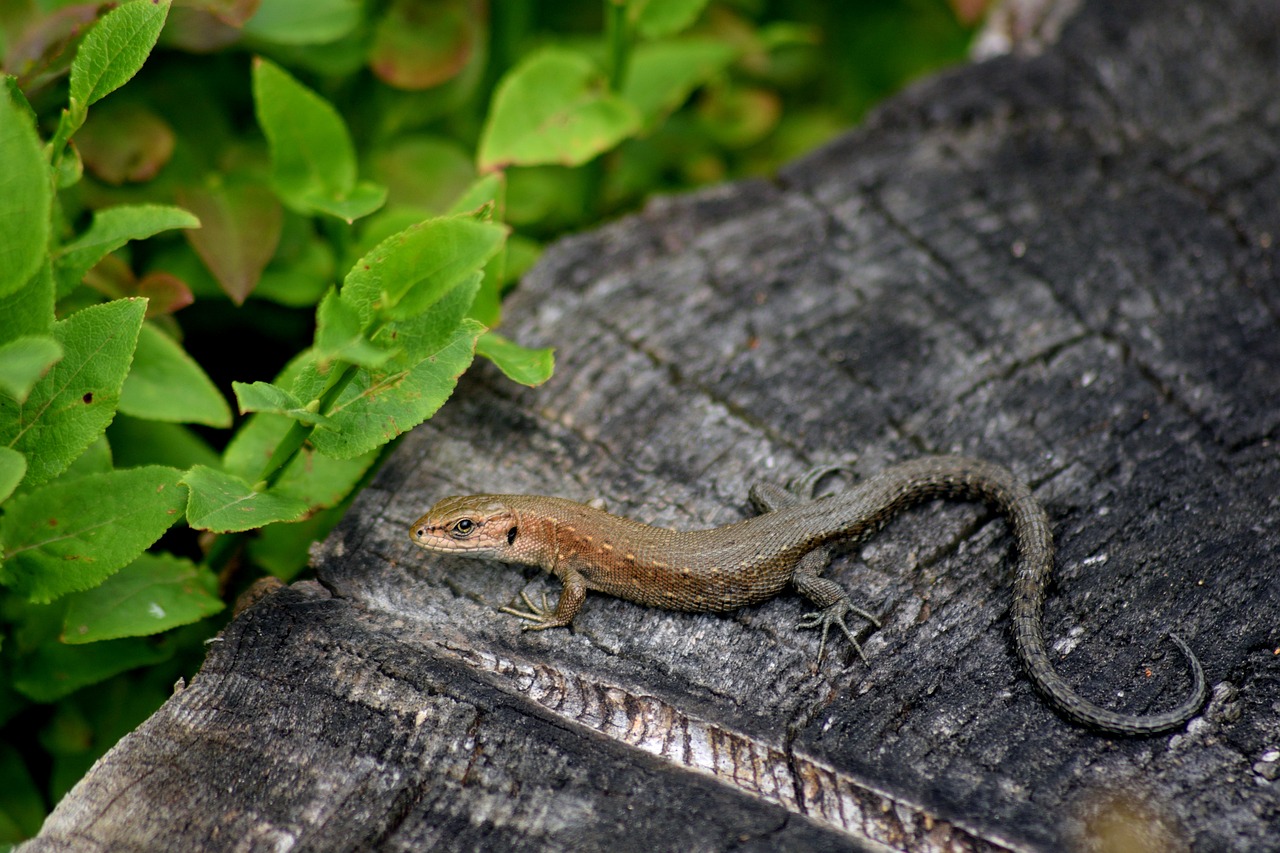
[{"x1": 409, "y1": 455, "x2": 1207, "y2": 735}]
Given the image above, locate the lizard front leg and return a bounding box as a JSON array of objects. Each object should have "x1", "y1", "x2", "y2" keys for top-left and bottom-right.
[{"x1": 501, "y1": 567, "x2": 588, "y2": 630}]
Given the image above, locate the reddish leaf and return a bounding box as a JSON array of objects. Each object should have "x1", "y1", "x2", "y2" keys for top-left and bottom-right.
[
  {"x1": 76, "y1": 101, "x2": 175, "y2": 185},
  {"x1": 3, "y1": 3, "x2": 101, "y2": 94},
  {"x1": 138, "y1": 272, "x2": 195, "y2": 317},
  {"x1": 369, "y1": 0, "x2": 482, "y2": 91},
  {"x1": 162, "y1": 6, "x2": 245, "y2": 54},
  {"x1": 177, "y1": 182, "x2": 282, "y2": 305}
]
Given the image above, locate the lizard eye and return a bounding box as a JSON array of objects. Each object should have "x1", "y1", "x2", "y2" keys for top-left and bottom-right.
[{"x1": 450, "y1": 518, "x2": 477, "y2": 538}]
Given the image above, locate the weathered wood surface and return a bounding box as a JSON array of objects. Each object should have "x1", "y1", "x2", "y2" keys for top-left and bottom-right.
[{"x1": 24, "y1": 0, "x2": 1280, "y2": 850}]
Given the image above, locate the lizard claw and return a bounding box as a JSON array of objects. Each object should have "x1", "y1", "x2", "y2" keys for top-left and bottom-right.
[
  {"x1": 500, "y1": 591, "x2": 566, "y2": 631},
  {"x1": 798, "y1": 600, "x2": 880, "y2": 665}
]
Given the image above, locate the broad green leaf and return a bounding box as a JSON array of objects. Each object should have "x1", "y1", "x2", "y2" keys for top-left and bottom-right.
[
  {"x1": 106, "y1": 415, "x2": 221, "y2": 470},
  {"x1": 372, "y1": 135, "x2": 476, "y2": 212},
  {"x1": 54, "y1": 204, "x2": 201, "y2": 297},
  {"x1": 342, "y1": 215, "x2": 506, "y2": 321},
  {"x1": 623, "y1": 39, "x2": 737, "y2": 130},
  {"x1": 631, "y1": 0, "x2": 711, "y2": 38},
  {"x1": 315, "y1": 288, "x2": 397, "y2": 368},
  {"x1": 0, "y1": 82, "x2": 52, "y2": 299},
  {"x1": 447, "y1": 172, "x2": 504, "y2": 217},
  {"x1": 0, "y1": 465, "x2": 186, "y2": 603},
  {"x1": 0, "y1": 298, "x2": 146, "y2": 487},
  {"x1": 231, "y1": 380, "x2": 331, "y2": 426},
  {"x1": 242, "y1": 0, "x2": 361, "y2": 45},
  {"x1": 253, "y1": 57, "x2": 387, "y2": 222},
  {"x1": 301, "y1": 318, "x2": 484, "y2": 459},
  {"x1": 0, "y1": 744, "x2": 45, "y2": 841},
  {"x1": 176, "y1": 182, "x2": 283, "y2": 304},
  {"x1": 0, "y1": 264, "x2": 55, "y2": 346},
  {"x1": 182, "y1": 465, "x2": 309, "y2": 533},
  {"x1": 119, "y1": 323, "x2": 232, "y2": 426},
  {"x1": 11, "y1": 632, "x2": 171, "y2": 703},
  {"x1": 369, "y1": 0, "x2": 479, "y2": 90},
  {"x1": 62, "y1": 552, "x2": 224, "y2": 644},
  {"x1": 478, "y1": 48, "x2": 642, "y2": 172},
  {"x1": 68, "y1": 0, "x2": 171, "y2": 119},
  {"x1": 0, "y1": 447, "x2": 26, "y2": 504},
  {"x1": 475, "y1": 331, "x2": 554, "y2": 387},
  {"x1": 0, "y1": 335, "x2": 63, "y2": 403},
  {"x1": 224, "y1": 408, "x2": 376, "y2": 508}
]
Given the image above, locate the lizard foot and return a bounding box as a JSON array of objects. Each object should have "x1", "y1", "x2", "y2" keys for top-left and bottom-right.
[
  {"x1": 798, "y1": 600, "x2": 881, "y2": 664},
  {"x1": 500, "y1": 592, "x2": 571, "y2": 631}
]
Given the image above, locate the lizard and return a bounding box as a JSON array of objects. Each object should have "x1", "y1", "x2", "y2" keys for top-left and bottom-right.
[{"x1": 408, "y1": 455, "x2": 1207, "y2": 735}]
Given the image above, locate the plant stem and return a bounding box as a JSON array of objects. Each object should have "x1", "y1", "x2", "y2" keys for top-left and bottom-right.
[
  {"x1": 258, "y1": 362, "x2": 361, "y2": 490},
  {"x1": 605, "y1": 0, "x2": 631, "y2": 92}
]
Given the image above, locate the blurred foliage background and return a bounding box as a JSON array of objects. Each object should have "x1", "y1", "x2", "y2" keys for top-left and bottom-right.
[{"x1": 0, "y1": 0, "x2": 984, "y2": 843}]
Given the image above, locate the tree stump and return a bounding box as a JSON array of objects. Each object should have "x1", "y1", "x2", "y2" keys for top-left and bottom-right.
[{"x1": 24, "y1": 0, "x2": 1280, "y2": 850}]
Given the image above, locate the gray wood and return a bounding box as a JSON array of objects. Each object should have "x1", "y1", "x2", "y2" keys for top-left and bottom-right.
[{"x1": 24, "y1": 0, "x2": 1280, "y2": 850}]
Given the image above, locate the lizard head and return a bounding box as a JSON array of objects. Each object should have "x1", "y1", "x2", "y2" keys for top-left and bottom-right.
[{"x1": 409, "y1": 495, "x2": 520, "y2": 557}]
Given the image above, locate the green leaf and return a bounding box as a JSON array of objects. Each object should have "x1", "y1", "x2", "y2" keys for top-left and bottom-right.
[
  {"x1": 176, "y1": 181, "x2": 283, "y2": 304},
  {"x1": 0, "y1": 465, "x2": 186, "y2": 603},
  {"x1": 119, "y1": 323, "x2": 232, "y2": 426},
  {"x1": 231, "y1": 381, "x2": 331, "y2": 426},
  {"x1": 11, "y1": 632, "x2": 171, "y2": 703},
  {"x1": 253, "y1": 57, "x2": 387, "y2": 222},
  {"x1": 247, "y1": 505, "x2": 345, "y2": 581},
  {"x1": 342, "y1": 215, "x2": 507, "y2": 321},
  {"x1": 372, "y1": 136, "x2": 477, "y2": 212},
  {"x1": 0, "y1": 335, "x2": 63, "y2": 403},
  {"x1": 301, "y1": 318, "x2": 485, "y2": 459},
  {"x1": 0, "y1": 447, "x2": 26, "y2": 505},
  {"x1": 61, "y1": 552, "x2": 224, "y2": 644},
  {"x1": 0, "y1": 81, "x2": 52, "y2": 299},
  {"x1": 68, "y1": 0, "x2": 171, "y2": 119},
  {"x1": 478, "y1": 48, "x2": 642, "y2": 171},
  {"x1": 182, "y1": 465, "x2": 309, "y2": 533},
  {"x1": 0, "y1": 264, "x2": 55, "y2": 346},
  {"x1": 106, "y1": 415, "x2": 221, "y2": 470},
  {"x1": 631, "y1": 0, "x2": 711, "y2": 38},
  {"x1": 315, "y1": 287, "x2": 397, "y2": 368},
  {"x1": 475, "y1": 331, "x2": 554, "y2": 387},
  {"x1": 242, "y1": 0, "x2": 362, "y2": 45},
  {"x1": 447, "y1": 172, "x2": 505, "y2": 217},
  {"x1": 53, "y1": 204, "x2": 201, "y2": 297},
  {"x1": 623, "y1": 39, "x2": 737, "y2": 130},
  {"x1": 0, "y1": 298, "x2": 146, "y2": 488}
]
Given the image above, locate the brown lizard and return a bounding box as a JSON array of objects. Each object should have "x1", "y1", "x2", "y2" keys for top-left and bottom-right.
[{"x1": 409, "y1": 455, "x2": 1207, "y2": 735}]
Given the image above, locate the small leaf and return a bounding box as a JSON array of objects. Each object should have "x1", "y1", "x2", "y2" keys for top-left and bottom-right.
[
  {"x1": 0, "y1": 298, "x2": 146, "y2": 488},
  {"x1": 253, "y1": 57, "x2": 387, "y2": 222},
  {"x1": 68, "y1": 0, "x2": 171, "y2": 118},
  {"x1": 631, "y1": 0, "x2": 711, "y2": 38},
  {"x1": 231, "y1": 381, "x2": 331, "y2": 426},
  {"x1": 371, "y1": 135, "x2": 476, "y2": 212},
  {"x1": 241, "y1": 0, "x2": 362, "y2": 45},
  {"x1": 369, "y1": 0, "x2": 479, "y2": 90},
  {"x1": 119, "y1": 323, "x2": 232, "y2": 426},
  {"x1": 0, "y1": 447, "x2": 26, "y2": 505},
  {"x1": 0, "y1": 336, "x2": 64, "y2": 403},
  {"x1": 177, "y1": 181, "x2": 283, "y2": 304},
  {"x1": 182, "y1": 465, "x2": 309, "y2": 533},
  {"x1": 623, "y1": 39, "x2": 737, "y2": 130},
  {"x1": 61, "y1": 552, "x2": 224, "y2": 644},
  {"x1": 315, "y1": 288, "x2": 397, "y2": 368},
  {"x1": 342, "y1": 215, "x2": 507, "y2": 321},
  {"x1": 107, "y1": 415, "x2": 221, "y2": 470},
  {"x1": 54, "y1": 204, "x2": 201, "y2": 297},
  {"x1": 478, "y1": 48, "x2": 642, "y2": 172},
  {"x1": 0, "y1": 465, "x2": 186, "y2": 603},
  {"x1": 475, "y1": 331, "x2": 554, "y2": 387},
  {"x1": 0, "y1": 81, "x2": 52, "y2": 299}
]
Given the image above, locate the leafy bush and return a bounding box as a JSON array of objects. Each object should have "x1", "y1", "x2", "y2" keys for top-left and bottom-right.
[{"x1": 0, "y1": 0, "x2": 974, "y2": 842}]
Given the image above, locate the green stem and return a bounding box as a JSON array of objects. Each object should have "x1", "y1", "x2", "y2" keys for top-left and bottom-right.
[
  {"x1": 258, "y1": 362, "x2": 361, "y2": 490},
  {"x1": 605, "y1": 0, "x2": 631, "y2": 92}
]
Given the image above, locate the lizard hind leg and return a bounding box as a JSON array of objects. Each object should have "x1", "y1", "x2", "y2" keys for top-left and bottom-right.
[{"x1": 794, "y1": 555, "x2": 881, "y2": 664}]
